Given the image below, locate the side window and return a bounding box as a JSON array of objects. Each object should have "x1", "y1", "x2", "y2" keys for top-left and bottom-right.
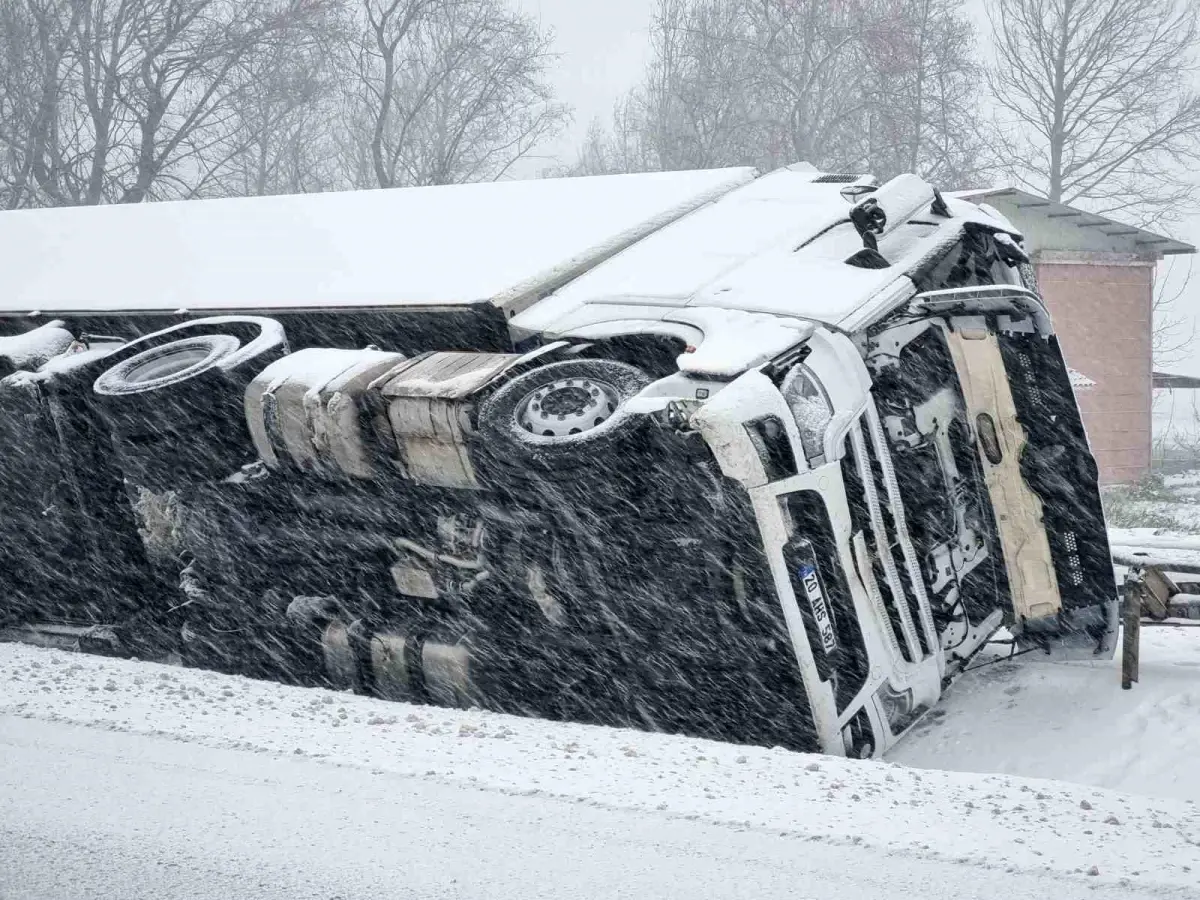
[{"x1": 913, "y1": 228, "x2": 1010, "y2": 292}]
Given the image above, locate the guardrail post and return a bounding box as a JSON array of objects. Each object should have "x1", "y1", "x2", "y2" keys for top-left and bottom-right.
[{"x1": 1122, "y1": 573, "x2": 1141, "y2": 690}]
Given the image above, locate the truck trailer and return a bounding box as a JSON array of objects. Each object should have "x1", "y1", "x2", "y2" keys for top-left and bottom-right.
[{"x1": 0, "y1": 163, "x2": 1117, "y2": 757}]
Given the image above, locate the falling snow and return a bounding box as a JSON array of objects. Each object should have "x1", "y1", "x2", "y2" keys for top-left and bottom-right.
[{"x1": 0, "y1": 166, "x2": 1190, "y2": 896}]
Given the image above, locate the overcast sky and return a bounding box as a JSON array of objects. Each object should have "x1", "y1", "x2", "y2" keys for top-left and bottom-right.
[
  {"x1": 519, "y1": 0, "x2": 994, "y2": 164},
  {"x1": 516, "y1": 0, "x2": 655, "y2": 163}
]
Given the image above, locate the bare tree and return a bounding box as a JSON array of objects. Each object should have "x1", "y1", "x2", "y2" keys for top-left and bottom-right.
[
  {"x1": 0, "y1": 0, "x2": 332, "y2": 206},
  {"x1": 216, "y1": 54, "x2": 338, "y2": 197},
  {"x1": 570, "y1": 0, "x2": 986, "y2": 182},
  {"x1": 747, "y1": 0, "x2": 874, "y2": 170},
  {"x1": 105, "y1": 0, "x2": 331, "y2": 204},
  {"x1": 561, "y1": 0, "x2": 752, "y2": 176},
  {"x1": 632, "y1": 0, "x2": 870, "y2": 172},
  {"x1": 989, "y1": 0, "x2": 1200, "y2": 225},
  {"x1": 1151, "y1": 258, "x2": 1195, "y2": 366},
  {"x1": 217, "y1": 2, "x2": 346, "y2": 196},
  {"x1": 0, "y1": 0, "x2": 85, "y2": 208},
  {"x1": 344, "y1": 0, "x2": 568, "y2": 188},
  {"x1": 641, "y1": 0, "x2": 765, "y2": 170},
  {"x1": 860, "y1": 0, "x2": 985, "y2": 183},
  {"x1": 561, "y1": 96, "x2": 662, "y2": 177}
]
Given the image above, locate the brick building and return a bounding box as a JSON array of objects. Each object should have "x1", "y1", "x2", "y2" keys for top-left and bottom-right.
[{"x1": 954, "y1": 188, "x2": 1194, "y2": 485}]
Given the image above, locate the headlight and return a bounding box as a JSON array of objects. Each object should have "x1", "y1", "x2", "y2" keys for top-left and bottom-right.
[{"x1": 781, "y1": 364, "x2": 833, "y2": 463}]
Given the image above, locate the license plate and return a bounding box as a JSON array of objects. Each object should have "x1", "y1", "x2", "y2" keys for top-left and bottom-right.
[{"x1": 798, "y1": 564, "x2": 838, "y2": 655}]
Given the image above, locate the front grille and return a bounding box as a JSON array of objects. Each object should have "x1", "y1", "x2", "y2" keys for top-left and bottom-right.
[
  {"x1": 841, "y1": 428, "x2": 914, "y2": 663},
  {"x1": 860, "y1": 424, "x2": 931, "y2": 657}
]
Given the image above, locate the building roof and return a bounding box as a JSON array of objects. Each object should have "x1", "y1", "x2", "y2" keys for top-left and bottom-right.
[
  {"x1": 1068, "y1": 368, "x2": 1097, "y2": 390},
  {"x1": 1154, "y1": 371, "x2": 1200, "y2": 390},
  {"x1": 949, "y1": 187, "x2": 1195, "y2": 257}
]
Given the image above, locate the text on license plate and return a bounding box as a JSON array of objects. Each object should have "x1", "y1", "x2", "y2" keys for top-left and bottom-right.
[{"x1": 799, "y1": 564, "x2": 838, "y2": 654}]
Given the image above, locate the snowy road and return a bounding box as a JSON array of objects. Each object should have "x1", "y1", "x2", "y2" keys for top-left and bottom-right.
[
  {"x1": 2, "y1": 643, "x2": 1199, "y2": 899},
  {"x1": 0, "y1": 716, "x2": 1183, "y2": 900}
]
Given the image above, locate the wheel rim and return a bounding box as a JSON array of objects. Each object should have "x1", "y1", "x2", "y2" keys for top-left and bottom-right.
[
  {"x1": 125, "y1": 344, "x2": 216, "y2": 384},
  {"x1": 515, "y1": 376, "x2": 622, "y2": 438},
  {"x1": 95, "y1": 334, "x2": 240, "y2": 396}
]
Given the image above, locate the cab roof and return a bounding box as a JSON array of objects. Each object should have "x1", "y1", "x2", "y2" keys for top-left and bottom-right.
[{"x1": 514, "y1": 167, "x2": 1018, "y2": 336}]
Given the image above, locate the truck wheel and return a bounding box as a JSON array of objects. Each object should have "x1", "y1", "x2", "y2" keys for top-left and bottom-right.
[
  {"x1": 93, "y1": 334, "x2": 241, "y2": 396},
  {"x1": 92, "y1": 318, "x2": 287, "y2": 490},
  {"x1": 477, "y1": 359, "x2": 651, "y2": 475}
]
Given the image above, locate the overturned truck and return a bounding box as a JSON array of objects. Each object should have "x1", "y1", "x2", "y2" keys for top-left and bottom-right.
[{"x1": 0, "y1": 164, "x2": 1117, "y2": 756}]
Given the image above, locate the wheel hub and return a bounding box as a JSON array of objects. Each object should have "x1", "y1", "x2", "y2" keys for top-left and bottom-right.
[
  {"x1": 126, "y1": 345, "x2": 215, "y2": 384},
  {"x1": 517, "y1": 377, "x2": 621, "y2": 438}
]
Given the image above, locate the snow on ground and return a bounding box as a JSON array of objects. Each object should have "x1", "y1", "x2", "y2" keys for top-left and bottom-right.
[
  {"x1": 1102, "y1": 471, "x2": 1200, "y2": 532},
  {"x1": 2, "y1": 716, "x2": 1174, "y2": 900},
  {"x1": 893, "y1": 628, "x2": 1200, "y2": 803},
  {"x1": 2, "y1": 642, "x2": 1199, "y2": 896}
]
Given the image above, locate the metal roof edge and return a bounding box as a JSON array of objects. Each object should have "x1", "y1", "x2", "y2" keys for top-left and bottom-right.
[
  {"x1": 949, "y1": 187, "x2": 1195, "y2": 257},
  {"x1": 1154, "y1": 371, "x2": 1200, "y2": 390},
  {"x1": 491, "y1": 167, "x2": 761, "y2": 318}
]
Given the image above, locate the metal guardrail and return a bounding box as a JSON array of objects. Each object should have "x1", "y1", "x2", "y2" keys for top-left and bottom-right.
[
  {"x1": 1109, "y1": 534, "x2": 1200, "y2": 554},
  {"x1": 1110, "y1": 533, "x2": 1200, "y2": 576},
  {"x1": 1113, "y1": 552, "x2": 1200, "y2": 576},
  {"x1": 1104, "y1": 532, "x2": 1200, "y2": 689},
  {"x1": 1117, "y1": 558, "x2": 1200, "y2": 690}
]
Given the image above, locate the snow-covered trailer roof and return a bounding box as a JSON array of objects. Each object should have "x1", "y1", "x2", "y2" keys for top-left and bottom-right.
[{"x1": 0, "y1": 168, "x2": 755, "y2": 316}]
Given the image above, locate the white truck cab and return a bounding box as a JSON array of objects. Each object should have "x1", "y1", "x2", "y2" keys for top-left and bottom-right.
[{"x1": 0, "y1": 163, "x2": 1116, "y2": 756}]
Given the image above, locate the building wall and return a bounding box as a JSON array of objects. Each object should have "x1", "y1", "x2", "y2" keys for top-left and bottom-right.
[{"x1": 1033, "y1": 251, "x2": 1156, "y2": 485}]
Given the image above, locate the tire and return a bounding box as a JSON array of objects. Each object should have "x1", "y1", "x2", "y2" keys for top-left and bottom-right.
[
  {"x1": 477, "y1": 358, "x2": 651, "y2": 479},
  {"x1": 94, "y1": 334, "x2": 241, "y2": 397},
  {"x1": 92, "y1": 317, "x2": 288, "y2": 491}
]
